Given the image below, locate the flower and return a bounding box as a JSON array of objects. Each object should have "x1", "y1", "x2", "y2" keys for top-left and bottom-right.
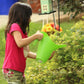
[
  {"x1": 60, "y1": 27, "x2": 62, "y2": 32},
  {"x1": 41, "y1": 24, "x2": 53, "y2": 32},
  {"x1": 41, "y1": 23, "x2": 62, "y2": 33},
  {"x1": 46, "y1": 26, "x2": 53, "y2": 32}
]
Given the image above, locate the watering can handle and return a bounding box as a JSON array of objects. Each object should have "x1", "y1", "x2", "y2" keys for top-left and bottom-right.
[
  {"x1": 33, "y1": 32, "x2": 48, "y2": 46},
  {"x1": 33, "y1": 39, "x2": 39, "y2": 46}
]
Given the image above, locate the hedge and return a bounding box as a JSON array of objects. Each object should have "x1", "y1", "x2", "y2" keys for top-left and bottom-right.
[{"x1": 25, "y1": 20, "x2": 84, "y2": 84}]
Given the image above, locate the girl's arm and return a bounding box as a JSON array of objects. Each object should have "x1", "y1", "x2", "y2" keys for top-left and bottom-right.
[
  {"x1": 27, "y1": 52, "x2": 36, "y2": 59},
  {"x1": 24, "y1": 45, "x2": 30, "y2": 52},
  {"x1": 24, "y1": 45, "x2": 55, "y2": 60},
  {"x1": 27, "y1": 51, "x2": 55, "y2": 60},
  {"x1": 12, "y1": 31, "x2": 43, "y2": 48},
  {"x1": 24, "y1": 45, "x2": 36, "y2": 59}
]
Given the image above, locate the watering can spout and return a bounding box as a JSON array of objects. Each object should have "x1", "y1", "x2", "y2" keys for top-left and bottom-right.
[{"x1": 55, "y1": 44, "x2": 66, "y2": 50}]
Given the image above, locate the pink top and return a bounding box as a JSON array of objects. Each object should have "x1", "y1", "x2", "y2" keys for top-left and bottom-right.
[{"x1": 3, "y1": 23, "x2": 27, "y2": 73}]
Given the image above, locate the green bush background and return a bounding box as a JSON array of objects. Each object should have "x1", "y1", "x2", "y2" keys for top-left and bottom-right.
[
  {"x1": 25, "y1": 20, "x2": 84, "y2": 84},
  {"x1": 0, "y1": 20, "x2": 84, "y2": 84}
]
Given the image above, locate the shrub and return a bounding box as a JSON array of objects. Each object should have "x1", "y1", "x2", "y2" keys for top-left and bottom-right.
[
  {"x1": 25, "y1": 20, "x2": 84, "y2": 84},
  {"x1": 60, "y1": 0, "x2": 84, "y2": 18}
]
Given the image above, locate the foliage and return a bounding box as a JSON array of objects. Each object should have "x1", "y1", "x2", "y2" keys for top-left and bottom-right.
[
  {"x1": 0, "y1": 21, "x2": 83, "y2": 84},
  {"x1": 59, "y1": 0, "x2": 84, "y2": 18},
  {"x1": 0, "y1": 29, "x2": 7, "y2": 84},
  {"x1": 25, "y1": 20, "x2": 84, "y2": 84},
  {"x1": 0, "y1": 29, "x2": 5, "y2": 57},
  {"x1": 28, "y1": 21, "x2": 42, "y2": 52}
]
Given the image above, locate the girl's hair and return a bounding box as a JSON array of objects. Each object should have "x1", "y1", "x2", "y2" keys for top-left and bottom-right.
[{"x1": 5, "y1": 2, "x2": 32, "y2": 38}]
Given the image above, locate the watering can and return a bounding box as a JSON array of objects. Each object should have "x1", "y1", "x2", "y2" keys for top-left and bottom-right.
[{"x1": 35, "y1": 32, "x2": 66, "y2": 63}]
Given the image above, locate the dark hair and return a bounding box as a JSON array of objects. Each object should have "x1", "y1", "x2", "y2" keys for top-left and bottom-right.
[{"x1": 5, "y1": 2, "x2": 32, "y2": 38}]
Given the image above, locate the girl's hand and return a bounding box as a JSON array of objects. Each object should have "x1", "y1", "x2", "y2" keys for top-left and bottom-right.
[
  {"x1": 35, "y1": 31, "x2": 43, "y2": 40},
  {"x1": 49, "y1": 51, "x2": 55, "y2": 60}
]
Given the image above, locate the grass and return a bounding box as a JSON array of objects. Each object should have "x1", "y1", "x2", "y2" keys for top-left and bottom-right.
[
  {"x1": 0, "y1": 20, "x2": 75, "y2": 83},
  {"x1": 0, "y1": 29, "x2": 7, "y2": 84}
]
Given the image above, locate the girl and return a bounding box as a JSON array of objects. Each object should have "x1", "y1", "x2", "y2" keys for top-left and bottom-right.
[{"x1": 2, "y1": 2, "x2": 55, "y2": 84}]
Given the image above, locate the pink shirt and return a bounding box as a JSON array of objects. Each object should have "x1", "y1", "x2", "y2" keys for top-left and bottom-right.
[{"x1": 3, "y1": 23, "x2": 27, "y2": 73}]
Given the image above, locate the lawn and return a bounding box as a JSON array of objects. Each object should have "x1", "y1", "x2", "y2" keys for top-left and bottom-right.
[{"x1": 0, "y1": 20, "x2": 75, "y2": 83}]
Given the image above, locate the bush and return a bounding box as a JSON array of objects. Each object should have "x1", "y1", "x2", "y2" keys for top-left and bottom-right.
[
  {"x1": 25, "y1": 20, "x2": 84, "y2": 84},
  {"x1": 60, "y1": 0, "x2": 84, "y2": 18}
]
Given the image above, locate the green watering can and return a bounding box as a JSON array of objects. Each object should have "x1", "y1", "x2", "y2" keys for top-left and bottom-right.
[{"x1": 35, "y1": 32, "x2": 66, "y2": 63}]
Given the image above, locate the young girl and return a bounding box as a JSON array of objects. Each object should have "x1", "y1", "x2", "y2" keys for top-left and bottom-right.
[{"x1": 2, "y1": 2, "x2": 55, "y2": 84}]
